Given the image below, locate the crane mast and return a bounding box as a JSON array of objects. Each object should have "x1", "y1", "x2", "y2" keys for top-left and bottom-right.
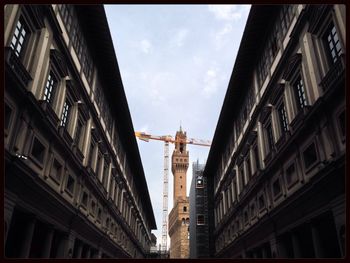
[
  {"x1": 135, "y1": 131, "x2": 210, "y2": 255},
  {"x1": 162, "y1": 141, "x2": 169, "y2": 254}
]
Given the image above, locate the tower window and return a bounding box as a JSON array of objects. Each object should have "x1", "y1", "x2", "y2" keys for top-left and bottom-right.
[
  {"x1": 180, "y1": 185, "x2": 183, "y2": 189},
  {"x1": 183, "y1": 206, "x2": 187, "y2": 212},
  {"x1": 197, "y1": 215, "x2": 205, "y2": 225},
  {"x1": 180, "y1": 143, "x2": 184, "y2": 153}
]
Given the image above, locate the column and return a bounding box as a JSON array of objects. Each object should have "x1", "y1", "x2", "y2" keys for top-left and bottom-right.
[
  {"x1": 4, "y1": 192, "x2": 17, "y2": 243},
  {"x1": 311, "y1": 223, "x2": 324, "y2": 258},
  {"x1": 96, "y1": 249, "x2": 102, "y2": 259},
  {"x1": 291, "y1": 232, "x2": 302, "y2": 258},
  {"x1": 262, "y1": 246, "x2": 267, "y2": 258},
  {"x1": 41, "y1": 226, "x2": 54, "y2": 258},
  {"x1": 75, "y1": 241, "x2": 83, "y2": 258},
  {"x1": 19, "y1": 216, "x2": 36, "y2": 258},
  {"x1": 269, "y1": 234, "x2": 279, "y2": 258},
  {"x1": 65, "y1": 232, "x2": 76, "y2": 258},
  {"x1": 55, "y1": 234, "x2": 67, "y2": 258},
  {"x1": 331, "y1": 198, "x2": 345, "y2": 257},
  {"x1": 86, "y1": 247, "x2": 91, "y2": 258}
]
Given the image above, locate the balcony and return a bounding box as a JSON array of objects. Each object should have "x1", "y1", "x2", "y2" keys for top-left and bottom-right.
[
  {"x1": 320, "y1": 54, "x2": 345, "y2": 92},
  {"x1": 5, "y1": 47, "x2": 32, "y2": 89}
]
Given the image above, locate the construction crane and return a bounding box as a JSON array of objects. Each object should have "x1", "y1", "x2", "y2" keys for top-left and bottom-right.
[{"x1": 135, "y1": 131, "x2": 211, "y2": 255}]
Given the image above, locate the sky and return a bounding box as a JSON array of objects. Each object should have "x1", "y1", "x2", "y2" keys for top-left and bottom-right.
[{"x1": 105, "y1": 4, "x2": 250, "y2": 249}]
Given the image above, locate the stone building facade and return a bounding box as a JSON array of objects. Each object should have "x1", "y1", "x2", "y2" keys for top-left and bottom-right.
[
  {"x1": 168, "y1": 129, "x2": 190, "y2": 258},
  {"x1": 189, "y1": 161, "x2": 209, "y2": 258},
  {"x1": 4, "y1": 4, "x2": 156, "y2": 258},
  {"x1": 204, "y1": 5, "x2": 345, "y2": 258}
]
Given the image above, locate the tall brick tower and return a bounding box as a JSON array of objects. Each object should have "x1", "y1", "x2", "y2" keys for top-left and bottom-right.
[{"x1": 168, "y1": 127, "x2": 190, "y2": 258}]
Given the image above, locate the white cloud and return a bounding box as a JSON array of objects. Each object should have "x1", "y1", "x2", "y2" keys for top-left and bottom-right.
[
  {"x1": 170, "y1": 28, "x2": 189, "y2": 47},
  {"x1": 140, "y1": 39, "x2": 152, "y2": 54},
  {"x1": 208, "y1": 5, "x2": 250, "y2": 21},
  {"x1": 203, "y1": 68, "x2": 219, "y2": 97},
  {"x1": 215, "y1": 23, "x2": 233, "y2": 49}
]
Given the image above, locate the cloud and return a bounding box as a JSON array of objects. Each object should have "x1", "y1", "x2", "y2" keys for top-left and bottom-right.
[
  {"x1": 203, "y1": 68, "x2": 219, "y2": 97},
  {"x1": 140, "y1": 39, "x2": 152, "y2": 54},
  {"x1": 208, "y1": 5, "x2": 250, "y2": 21},
  {"x1": 170, "y1": 28, "x2": 189, "y2": 47},
  {"x1": 215, "y1": 23, "x2": 233, "y2": 49}
]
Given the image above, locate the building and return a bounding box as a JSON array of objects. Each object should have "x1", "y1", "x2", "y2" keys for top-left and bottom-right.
[
  {"x1": 204, "y1": 5, "x2": 345, "y2": 258},
  {"x1": 189, "y1": 161, "x2": 209, "y2": 258},
  {"x1": 168, "y1": 128, "x2": 190, "y2": 258},
  {"x1": 4, "y1": 4, "x2": 156, "y2": 258}
]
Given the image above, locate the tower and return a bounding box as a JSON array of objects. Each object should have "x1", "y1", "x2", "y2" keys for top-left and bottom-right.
[
  {"x1": 168, "y1": 127, "x2": 190, "y2": 258},
  {"x1": 171, "y1": 128, "x2": 189, "y2": 203}
]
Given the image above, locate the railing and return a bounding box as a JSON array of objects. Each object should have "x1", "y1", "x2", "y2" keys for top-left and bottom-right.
[
  {"x1": 5, "y1": 47, "x2": 32, "y2": 88},
  {"x1": 320, "y1": 54, "x2": 345, "y2": 92}
]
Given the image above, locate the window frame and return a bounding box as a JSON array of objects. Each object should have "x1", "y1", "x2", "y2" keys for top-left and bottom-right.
[
  {"x1": 290, "y1": 72, "x2": 308, "y2": 112},
  {"x1": 301, "y1": 141, "x2": 320, "y2": 173},
  {"x1": 10, "y1": 16, "x2": 30, "y2": 59}
]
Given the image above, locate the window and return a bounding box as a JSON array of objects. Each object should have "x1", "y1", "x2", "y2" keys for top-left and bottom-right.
[
  {"x1": 280, "y1": 5, "x2": 295, "y2": 39},
  {"x1": 285, "y1": 162, "x2": 297, "y2": 186},
  {"x1": 88, "y1": 138, "x2": 96, "y2": 169},
  {"x1": 239, "y1": 163, "x2": 245, "y2": 188},
  {"x1": 233, "y1": 181, "x2": 238, "y2": 201},
  {"x1": 265, "y1": 120, "x2": 275, "y2": 153},
  {"x1": 10, "y1": 17, "x2": 29, "y2": 57},
  {"x1": 180, "y1": 185, "x2": 183, "y2": 189},
  {"x1": 277, "y1": 101, "x2": 288, "y2": 133},
  {"x1": 303, "y1": 142, "x2": 318, "y2": 170},
  {"x1": 103, "y1": 161, "x2": 109, "y2": 188},
  {"x1": 253, "y1": 144, "x2": 260, "y2": 171},
  {"x1": 197, "y1": 215, "x2": 205, "y2": 225},
  {"x1": 97, "y1": 208, "x2": 102, "y2": 221},
  {"x1": 250, "y1": 203, "x2": 256, "y2": 218},
  {"x1": 196, "y1": 175, "x2": 204, "y2": 188},
  {"x1": 258, "y1": 195, "x2": 265, "y2": 210},
  {"x1": 90, "y1": 200, "x2": 96, "y2": 214},
  {"x1": 65, "y1": 174, "x2": 75, "y2": 194},
  {"x1": 244, "y1": 211, "x2": 249, "y2": 224},
  {"x1": 50, "y1": 159, "x2": 62, "y2": 183},
  {"x1": 81, "y1": 192, "x2": 88, "y2": 207},
  {"x1": 272, "y1": 178, "x2": 281, "y2": 197},
  {"x1": 246, "y1": 156, "x2": 252, "y2": 181},
  {"x1": 31, "y1": 137, "x2": 46, "y2": 164},
  {"x1": 60, "y1": 100, "x2": 71, "y2": 127},
  {"x1": 324, "y1": 22, "x2": 342, "y2": 64},
  {"x1": 338, "y1": 110, "x2": 345, "y2": 139},
  {"x1": 182, "y1": 218, "x2": 185, "y2": 225},
  {"x1": 43, "y1": 72, "x2": 58, "y2": 105},
  {"x1": 5, "y1": 103, "x2": 13, "y2": 132},
  {"x1": 183, "y1": 206, "x2": 187, "y2": 212},
  {"x1": 292, "y1": 75, "x2": 307, "y2": 111},
  {"x1": 74, "y1": 119, "x2": 83, "y2": 146},
  {"x1": 96, "y1": 151, "x2": 102, "y2": 175}
]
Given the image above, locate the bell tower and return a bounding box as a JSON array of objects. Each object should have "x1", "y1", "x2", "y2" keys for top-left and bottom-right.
[
  {"x1": 171, "y1": 127, "x2": 189, "y2": 204},
  {"x1": 168, "y1": 126, "x2": 190, "y2": 258}
]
